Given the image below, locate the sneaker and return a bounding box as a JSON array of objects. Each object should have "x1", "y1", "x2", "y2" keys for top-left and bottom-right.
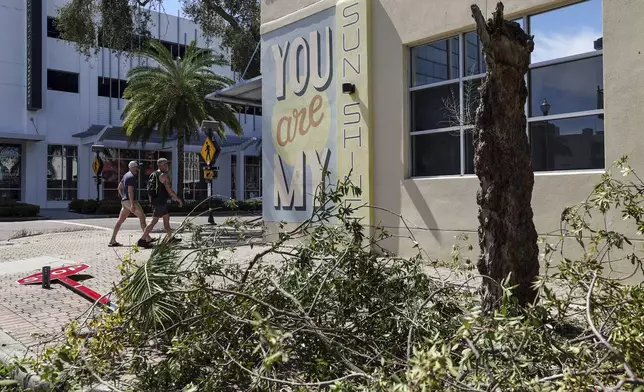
[
  {"x1": 137, "y1": 239, "x2": 153, "y2": 249},
  {"x1": 170, "y1": 237, "x2": 182, "y2": 244}
]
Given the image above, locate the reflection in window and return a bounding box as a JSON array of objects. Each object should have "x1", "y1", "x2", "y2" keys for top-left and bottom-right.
[
  {"x1": 412, "y1": 132, "x2": 461, "y2": 177},
  {"x1": 530, "y1": 0, "x2": 603, "y2": 63},
  {"x1": 465, "y1": 31, "x2": 485, "y2": 76},
  {"x1": 411, "y1": 36, "x2": 459, "y2": 86},
  {"x1": 529, "y1": 115, "x2": 604, "y2": 171},
  {"x1": 530, "y1": 56, "x2": 603, "y2": 116},
  {"x1": 0, "y1": 144, "x2": 21, "y2": 201},
  {"x1": 183, "y1": 152, "x2": 208, "y2": 201},
  {"x1": 244, "y1": 156, "x2": 262, "y2": 199},
  {"x1": 412, "y1": 83, "x2": 459, "y2": 131},
  {"x1": 47, "y1": 145, "x2": 78, "y2": 201}
]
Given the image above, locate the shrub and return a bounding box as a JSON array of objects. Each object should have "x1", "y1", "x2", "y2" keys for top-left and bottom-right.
[
  {"x1": 33, "y1": 160, "x2": 644, "y2": 391},
  {"x1": 0, "y1": 200, "x2": 40, "y2": 218}
]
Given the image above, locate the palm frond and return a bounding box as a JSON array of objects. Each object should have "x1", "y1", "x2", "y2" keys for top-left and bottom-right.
[{"x1": 119, "y1": 245, "x2": 184, "y2": 332}]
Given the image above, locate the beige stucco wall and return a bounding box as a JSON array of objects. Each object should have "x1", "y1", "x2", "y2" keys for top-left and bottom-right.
[{"x1": 262, "y1": 0, "x2": 644, "y2": 268}]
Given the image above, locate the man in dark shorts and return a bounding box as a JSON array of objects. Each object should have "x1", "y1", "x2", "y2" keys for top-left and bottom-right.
[
  {"x1": 109, "y1": 161, "x2": 153, "y2": 247},
  {"x1": 137, "y1": 157, "x2": 183, "y2": 248}
]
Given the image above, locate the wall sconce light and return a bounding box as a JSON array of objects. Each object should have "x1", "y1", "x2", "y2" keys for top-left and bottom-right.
[{"x1": 342, "y1": 83, "x2": 356, "y2": 94}]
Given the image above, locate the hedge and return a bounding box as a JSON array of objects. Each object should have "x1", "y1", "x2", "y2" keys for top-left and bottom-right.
[
  {"x1": 0, "y1": 200, "x2": 41, "y2": 218},
  {"x1": 68, "y1": 198, "x2": 261, "y2": 215}
]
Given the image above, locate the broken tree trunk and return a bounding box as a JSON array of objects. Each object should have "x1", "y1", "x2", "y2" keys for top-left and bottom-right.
[{"x1": 471, "y1": 2, "x2": 539, "y2": 311}]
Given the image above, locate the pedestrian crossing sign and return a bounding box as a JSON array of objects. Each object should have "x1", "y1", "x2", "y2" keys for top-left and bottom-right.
[
  {"x1": 203, "y1": 169, "x2": 216, "y2": 180},
  {"x1": 92, "y1": 156, "x2": 103, "y2": 175},
  {"x1": 201, "y1": 137, "x2": 217, "y2": 165}
]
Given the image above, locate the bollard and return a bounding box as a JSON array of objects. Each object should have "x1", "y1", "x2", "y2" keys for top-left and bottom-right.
[{"x1": 41, "y1": 266, "x2": 51, "y2": 289}]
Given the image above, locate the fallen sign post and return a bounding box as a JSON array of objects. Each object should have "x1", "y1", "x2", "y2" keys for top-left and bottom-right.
[{"x1": 17, "y1": 264, "x2": 117, "y2": 312}]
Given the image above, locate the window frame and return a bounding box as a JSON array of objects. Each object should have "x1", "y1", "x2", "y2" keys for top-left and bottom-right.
[
  {"x1": 46, "y1": 145, "x2": 78, "y2": 201},
  {"x1": 409, "y1": 0, "x2": 604, "y2": 178}
]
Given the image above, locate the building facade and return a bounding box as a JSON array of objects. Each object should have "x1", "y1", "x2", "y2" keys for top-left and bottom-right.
[
  {"x1": 260, "y1": 0, "x2": 643, "y2": 267},
  {"x1": 0, "y1": 0, "x2": 262, "y2": 209}
]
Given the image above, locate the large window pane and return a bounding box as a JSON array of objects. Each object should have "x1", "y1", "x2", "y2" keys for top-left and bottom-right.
[
  {"x1": 463, "y1": 78, "x2": 483, "y2": 125},
  {"x1": 411, "y1": 37, "x2": 459, "y2": 86},
  {"x1": 412, "y1": 132, "x2": 461, "y2": 177},
  {"x1": 464, "y1": 32, "x2": 485, "y2": 76},
  {"x1": 47, "y1": 155, "x2": 63, "y2": 189},
  {"x1": 63, "y1": 155, "x2": 78, "y2": 189},
  {"x1": 465, "y1": 129, "x2": 475, "y2": 174},
  {"x1": 529, "y1": 115, "x2": 604, "y2": 171},
  {"x1": 530, "y1": 56, "x2": 602, "y2": 117},
  {"x1": 412, "y1": 83, "x2": 459, "y2": 131},
  {"x1": 0, "y1": 144, "x2": 21, "y2": 200},
  {"x1": 530, "y1": 0, "x2": 603, "y2": 63}
]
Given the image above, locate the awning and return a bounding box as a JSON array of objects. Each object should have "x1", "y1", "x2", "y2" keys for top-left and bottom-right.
[
  {"x1": 0, "y1": 132, "x2": 45, "y2": 141},
  {"x1": 206, "y1": 76, "x2": 262, "y2": 108},
  {"x1": 74, "y1": 125, "x2": 260, "y2": 151}
]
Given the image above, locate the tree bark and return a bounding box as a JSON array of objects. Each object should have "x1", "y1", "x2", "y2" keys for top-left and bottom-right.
[
  {"x1": 177, "y1": 130, "x2": 185, "y2": 201},
  {"x1": 471, "y1": 2, "x2": 539, "y2": 311}
]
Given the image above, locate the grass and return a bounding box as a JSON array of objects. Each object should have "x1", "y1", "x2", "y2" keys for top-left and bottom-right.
[{"x1": 8, "y1": 227, "x2": 87, "y2": 241}]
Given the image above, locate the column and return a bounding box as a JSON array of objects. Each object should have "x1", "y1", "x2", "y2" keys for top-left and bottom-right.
[{"x1": 236, "y1": 149, "x2": 245, "y2": 200}]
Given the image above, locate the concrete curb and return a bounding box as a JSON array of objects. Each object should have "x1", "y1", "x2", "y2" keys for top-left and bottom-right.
[
  {"x1": 0, "y1": 330, "x2": 49, "y2": 391},
  {"x1": 0, "y1": 217, "x2": 50, "y2": 223}
]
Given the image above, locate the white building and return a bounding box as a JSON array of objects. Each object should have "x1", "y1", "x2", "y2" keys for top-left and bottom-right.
[{"x1": 0, "y1": 0, "x2": 262, "y2": 209}]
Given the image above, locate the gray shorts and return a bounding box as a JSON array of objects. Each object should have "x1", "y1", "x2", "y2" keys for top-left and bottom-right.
[{"x1": 152, "y1": 203, "x2": 168, "y2": 218}]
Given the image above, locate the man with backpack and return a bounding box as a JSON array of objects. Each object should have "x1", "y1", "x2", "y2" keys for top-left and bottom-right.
[
  {"x1": 108, "y1": 161, "x2": 154, "y2": 247},
  {"x1": 137, "y1": 157, "x2": 183, "y2": 248}
]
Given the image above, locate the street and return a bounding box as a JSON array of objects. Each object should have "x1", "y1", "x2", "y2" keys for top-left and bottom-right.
[{"x1": 0, "y1": 213, "x2": 243, "y2": 241}]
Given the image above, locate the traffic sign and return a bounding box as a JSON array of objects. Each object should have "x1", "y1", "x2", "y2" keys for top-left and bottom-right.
[
  {"x1": 17, "y1": 264, "x2": 116, "y2": 311},
  {"x1": 92, "y1": 156, "x2": 104, "y2": 175},
  {"x1": 200, "y1": 137, "x2": 220, "y2": 165},
  {"x1": 203, "y1": 169, "x2": 215, "y2": 180}
]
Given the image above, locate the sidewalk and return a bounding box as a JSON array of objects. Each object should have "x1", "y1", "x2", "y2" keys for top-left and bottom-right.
[{"x1": 0, "y1": 229, "x2": 151, "y2": 348}]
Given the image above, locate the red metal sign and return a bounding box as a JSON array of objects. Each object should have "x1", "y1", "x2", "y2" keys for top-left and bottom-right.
[{"x1": 17, "y1": 264, "x2": 115, "y2": 311}]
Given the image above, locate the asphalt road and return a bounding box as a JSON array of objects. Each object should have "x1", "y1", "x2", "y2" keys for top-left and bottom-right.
[{"x1": 0, "y1": 214, "x2": 260, "y2": 242}]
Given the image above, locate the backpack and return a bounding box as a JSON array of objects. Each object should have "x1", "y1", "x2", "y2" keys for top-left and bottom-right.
[{"x1": 147, "y1": 171, "x2": 161, "y2": 202}]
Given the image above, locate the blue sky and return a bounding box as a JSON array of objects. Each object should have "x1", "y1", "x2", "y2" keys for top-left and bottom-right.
[
  {"x1": 530, "y1": 0, "x2": 602, "y2": 62},
  {"x1": 155, "y1": 0, "x2": 183, "y2": 16}
]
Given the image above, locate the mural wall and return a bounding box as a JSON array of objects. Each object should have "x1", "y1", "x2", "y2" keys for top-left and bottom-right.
[{"x1": 262, "y1": 0, "x2": 372, "y2": 230}]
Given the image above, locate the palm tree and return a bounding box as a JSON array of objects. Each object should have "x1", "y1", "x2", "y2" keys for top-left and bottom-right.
[{"x1": 121, "y1": 40, "x2": 242, "y2": 199}]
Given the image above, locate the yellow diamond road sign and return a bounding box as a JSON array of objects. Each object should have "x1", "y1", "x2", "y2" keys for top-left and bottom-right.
[
  {"x1": 200, "y1": 137, "x2": 217, "y2": 165},
  {"x1": 92, "y1": 157, "x2": 101, "y2": 174},
  {"x1": 203, "y1": 169, "x2": 215, "y2": 180}
]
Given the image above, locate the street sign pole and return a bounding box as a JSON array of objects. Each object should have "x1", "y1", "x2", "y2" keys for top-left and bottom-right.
[
  {"x1": 206, "y1": 128, "x2": 215, "y2": 225},
  {"x1": 200, "y1": 121, "x2": 222, "y2": 225}
]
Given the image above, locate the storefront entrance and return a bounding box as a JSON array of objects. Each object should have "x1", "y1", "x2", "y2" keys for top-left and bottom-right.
[{"x1": 0, "y1": 143, "x2": 22, "y2": 201}]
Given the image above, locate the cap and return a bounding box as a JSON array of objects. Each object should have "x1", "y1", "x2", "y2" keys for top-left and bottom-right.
[
  {"x1": 128, "y1": 161, "x2": 139, "y2": 169},
  {"x1": 157, "y1": 157, "x2": 168, "y2": 165}
]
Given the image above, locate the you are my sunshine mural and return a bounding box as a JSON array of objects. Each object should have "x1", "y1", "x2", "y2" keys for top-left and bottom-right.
[{"x1": 261, "y1": 0, "x2": 373, "y2": 231}]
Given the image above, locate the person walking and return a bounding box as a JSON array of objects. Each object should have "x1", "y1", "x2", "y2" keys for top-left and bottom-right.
[
  {"x1": 137, "y1": 157, "x2": 183, "y2": 248},
  {"x1": 108, "y1": 161, "x2": 154, "y2": 247}
]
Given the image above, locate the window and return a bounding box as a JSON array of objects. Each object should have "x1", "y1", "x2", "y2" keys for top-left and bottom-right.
[
  {"x1": 183, "y1": 152, "x2": 208, "y2": 201},
  {"x1": 0, "y1": 144, "x2": 22, "y2": 201},
  {"x1": 528, "y1": 0, "x2": 603, "y2": 171},
  {"x1": 410, "y1": 0, "x2": 603, "y2": 177},
  {"x1": 410, "y1": 35, "x2": 482, "y2": 177},
  {"x1": 47, "y1": 70, "x2": 79, "y2": 93},
  {"x1": 244, "y1": 156, "x2": 262, "y2": 199},
  {"x1": 47, "y1": 17, "x2": 61, "y2": 39},
  {"x1": 99, "y1": 149, "x2": 172, "y2": 201},
  {"x1": 47, "y1": 145, "x2": 78, "y2": 201},
  {"x1": 98, "y1": 77, "x2": 128, "y2": 99}
]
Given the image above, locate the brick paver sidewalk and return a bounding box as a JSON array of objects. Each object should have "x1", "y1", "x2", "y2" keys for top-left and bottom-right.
[
  {"x1": 0, "y1": 229, "x2": 154, "y2": 348},
  {"x1": 0, "y1": 227, "x2": 268, "y2": 351}
]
